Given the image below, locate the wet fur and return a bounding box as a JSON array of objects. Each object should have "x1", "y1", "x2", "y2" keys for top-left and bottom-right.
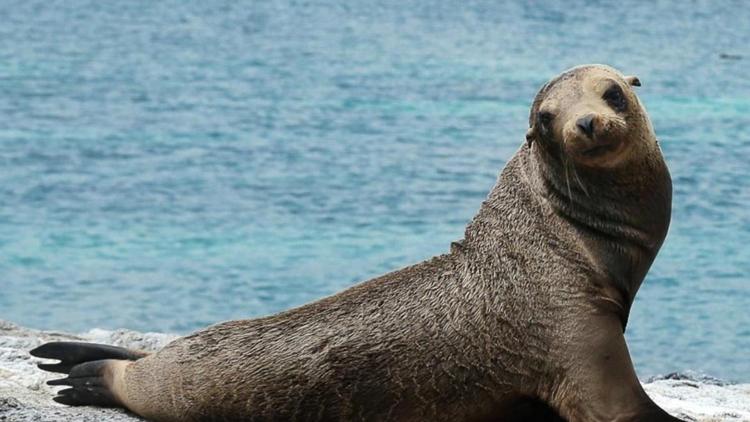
[{"x1": 33, "y1": 65, "x2": 682, "y2": 422}]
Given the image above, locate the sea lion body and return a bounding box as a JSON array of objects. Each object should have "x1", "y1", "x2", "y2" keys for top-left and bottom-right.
[{"x1": 32, "y1": 65, "x2": 683, "y2": 421}]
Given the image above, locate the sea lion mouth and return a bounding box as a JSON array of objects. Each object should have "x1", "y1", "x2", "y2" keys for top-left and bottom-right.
[{"x1": 581, "y1": 138, "x2": 621, "y2": 157}]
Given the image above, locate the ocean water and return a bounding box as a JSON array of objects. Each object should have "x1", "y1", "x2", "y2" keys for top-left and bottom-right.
[{"x1": 0, "y1": 0, "x2": 748, "y2": 381}]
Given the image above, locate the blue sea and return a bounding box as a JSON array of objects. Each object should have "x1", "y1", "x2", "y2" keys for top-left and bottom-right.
[{"x1": 0, "y1": 1, "x2": 748, "y2": 381}]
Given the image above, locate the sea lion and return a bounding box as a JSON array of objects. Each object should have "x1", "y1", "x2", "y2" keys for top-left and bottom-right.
[{"x1": 31, "y1": 64, "x2": 683, "y2": 422}]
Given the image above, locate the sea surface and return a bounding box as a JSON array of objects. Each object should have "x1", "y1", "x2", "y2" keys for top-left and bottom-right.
[{"x1": 0, "y1": 0, "x2": 748, "y2": 381}]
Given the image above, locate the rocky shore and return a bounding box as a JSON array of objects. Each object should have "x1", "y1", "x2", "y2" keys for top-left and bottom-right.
[{"x1": 1, "y1": 320, "x2": 748, "y2": 421}]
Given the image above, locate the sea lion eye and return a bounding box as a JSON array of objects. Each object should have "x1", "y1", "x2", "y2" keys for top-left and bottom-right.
[
  {"x1": 537, "y1": 111, "x2": 554, "y2": 129},
  {"x1": 603, "y1": 85, "x2": 627, "y2": 112}
]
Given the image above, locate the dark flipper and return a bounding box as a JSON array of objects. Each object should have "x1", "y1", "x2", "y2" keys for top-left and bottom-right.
[
  {"x1": 47, "y1": 359, "x2": 119, "y2": 406},
  {"x1": 30, "y1": 341, "x2": 147, "y2": 373},
  {"x1": 30, "y1": 342, "x2": 146, "y2": 408}
]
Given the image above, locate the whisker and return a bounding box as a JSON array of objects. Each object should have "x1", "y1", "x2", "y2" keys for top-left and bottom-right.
[
  {"x1": 560, "y1": 143, "x2": 573, "y2": 204},
  {"x1": 607, "y1": 116, "x2": 627, "y2": 131},
  {"x1": 572, "y1": 166, "x2": 589, "y2": 197}
]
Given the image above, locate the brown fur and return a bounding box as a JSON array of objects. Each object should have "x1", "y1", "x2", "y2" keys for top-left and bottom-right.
[{"x1": 39, "y1": 65, "x2": 683, "y2": 421}]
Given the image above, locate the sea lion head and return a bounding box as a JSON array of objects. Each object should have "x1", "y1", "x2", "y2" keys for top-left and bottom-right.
[
  {"x1": 521, "y1": 65, "x2": 671, "y2": 318},
  {"x1": 526, "y1": 65, "x2": 650, "y2": 168}
]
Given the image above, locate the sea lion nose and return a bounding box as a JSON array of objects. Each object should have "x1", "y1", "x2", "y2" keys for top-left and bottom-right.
[{"x1": 576, "y1": 114, "x2": 596, "y2": 138}]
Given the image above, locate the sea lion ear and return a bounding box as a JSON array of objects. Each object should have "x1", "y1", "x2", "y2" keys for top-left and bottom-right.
[
  {"x1": 525, "y1": 126, "x2": 535, "y2": 146},
  {"x1": 624, "y1": 75, "x2": 641, "y2": 87}
]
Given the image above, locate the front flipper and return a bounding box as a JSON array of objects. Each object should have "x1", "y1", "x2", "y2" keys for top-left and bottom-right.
[{"x1": 551, "y1": 315, "x2": 685, "y2": 422}]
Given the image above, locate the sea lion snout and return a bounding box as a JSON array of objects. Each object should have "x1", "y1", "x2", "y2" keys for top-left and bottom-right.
[
  {"x1": 576, "y1": 113, "x2": 596, "y2": 138},
  {"x1": 563, "y1": 110, "x2": 628, "y2": 165}
]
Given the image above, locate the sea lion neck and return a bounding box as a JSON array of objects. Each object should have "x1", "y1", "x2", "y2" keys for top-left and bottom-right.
[
  {"x1": 528, "y1": 141, "x2": 671, "y2": 311},
  {"x1": 463, "y1": 142, "x2": 671, "y2": 325},
  {"x1": 525, "y1": 141, "x2": 671, "y2": 252}
]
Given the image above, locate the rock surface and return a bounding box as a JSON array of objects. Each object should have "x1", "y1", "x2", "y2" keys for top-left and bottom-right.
[{"x1": 1, "y1": 320, "x2": 748, "y2": 421}]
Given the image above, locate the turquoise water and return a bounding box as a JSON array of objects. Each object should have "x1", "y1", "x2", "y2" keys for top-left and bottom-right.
[{"x1": 1, "y1": 1, "x2": 748, "y2": 381}]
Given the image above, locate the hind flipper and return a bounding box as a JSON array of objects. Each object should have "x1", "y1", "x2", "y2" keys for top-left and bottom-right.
[
  {"x1": 30, "y1": 341, "x2": 147, "y2": 373},
  {"x1": 47, "y1": 359, "x2": 121, "y2": 406},
  {"x1": 30, "y1": 342, "x2": 142, "y2": 408}
]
